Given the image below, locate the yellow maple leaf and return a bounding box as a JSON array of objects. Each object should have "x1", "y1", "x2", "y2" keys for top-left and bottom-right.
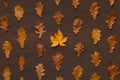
[{"x1": 50, "y1": 29, "x2": 67, "y2": 47}]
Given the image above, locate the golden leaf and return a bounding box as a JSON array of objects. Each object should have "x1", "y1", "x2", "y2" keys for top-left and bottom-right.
[
  {"x1": 17, "y1": 27, "x2": 27, "y2": 48},
  {"x1": 14, "y1": 5, "x2": 24, "y2": 20},
  {"x1": 18, "y1": 56, "x2": 25, "y2": 71},
  {"x1": 107, "y1": 35, "x2": 117, "y2": 53},
  {"x1": 50, "y1": 29, "x2": 67, "y2": 47},
  {"x1": 91, "y1": 51, "x2": 101, "y2": 67},
  {"x1": 72, "y1": 0, "x2": 81, "y2": 8},
  {"x1": 72, "y1": 65, "x2": 84, "y2": 80},
  {"x1": 74, "y1": 42, "x2": 84, "y2": 57},
  {"x1": 109, "y1": 0, "x2": 115, "y2": 6},
  {"x1": 35, "y1": 63, "x2": 45, "y2": 80},
  {"x1": 89, "y1": 2, "x2": 100, "y2": 20},
  {"x1": 20, "y1": 76, "x2": 24, "y2": 80},
  {"x1": 36, "y1": 43, "x2": 46, "y2": 57},
  {"x1": 2, "y1": 41, "x2": 13, "y2": 59},
  {"x1": 52, "y1": 52, "x2": 64, "y2": 71},
  {"x1": 72, "y1": 17, "x2": 83, "y2": 34},
  {"x1": 35, "y1": 2, "x2": 44, "y2": 17},
  {"x1": 2, "y1": 67, "x2": 11, "y2": 80},
  {"x1": 107, "y1": 62, "x2": 120, "y2": 80},
  {"x1": 0, "y1": 16, "x2": 10, "y2": 31},
  {"x1": 53, "y1": 11, "x2": 64, "y2": 25},
  {"x1": 56, "y1": 76, "x2": 63, "y2": 80},
  {"x1": 55, "y1": 0, "x2": 61, "y2": 6},
  {"x1": 90, "y1": 73, "x2": 100, "y2": 80},
  {"x1": 35, "y1": 22, "x2": 46, "y2": 39},
  {"x1": 106, "y1": 12, "x2": 116, "y2": 29},
  {"x1": 92, "y1": 28, "x2": 102, "y2": 45},
  {"x1": 3, "y1": 0, "x2": 8, "y2": 8}
]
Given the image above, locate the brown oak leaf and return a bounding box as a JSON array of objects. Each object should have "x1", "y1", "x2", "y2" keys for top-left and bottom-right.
[
  {"x1": 35, "y1": 2, "x2": 44, "y2": 17},
  {"x1": 89, "y1": 2, "x2": 100, "y2": 20},
  {"x1": 35, "y1": 22, "x2": 46, "y2": 39},
  {"x1": 55, "y1": 0, "x2": 61, "y2": 6},
  {"x1": 0, "y1": 16, "x2": 9, "y2": 31},
  {"x1": 18, "y1": 56, "x2": 25, "y2": 71},
  {"x1": 36, "y1": 43, "x2": 46, "y2": 57},
  {"x1": 109, "y1": 0, "x2": 115, "y2": 6},
  {"x1": 74, "y1": 42, "x2": 84, "y2": 57},
  {"x1": 56, "y1": 76, "x2": 63, "y2": 80},
  {"x1": 106, "y1": 12, "x2": 116, "y2": 29},
  {"x1": 52, "y1": 52, "x2": 64, "y2": 71},
  {"x1": 72, "y1": 17, "x2": 83, "y2": 34},
  {"x1": 107, "y1": 62, "x2": 120, "y2": 80},
  {"x1": 53, "y1": 11, "x2": 64, "y2": 25},
  {"x1": 3, "y1": 0, "x2": 8, "y2": 8},
  {"x1": 72, "y1": 0, "x2": 81, "y2": 8},
  {"x1": 90, "y1": 73, "x2": 100, "y2": 80},
  {"x1": 20, "y1": 76, "x2": 24, "y2": 80},
  {"x1": 91, "y1": 51, "x2": 101, "y2": 67},
  {"x1": 2, "y1": 67, "x2": 11, "y2": 80},
  {"x1": 107, "y1": 35, "x2": 117, "y2": 53}
]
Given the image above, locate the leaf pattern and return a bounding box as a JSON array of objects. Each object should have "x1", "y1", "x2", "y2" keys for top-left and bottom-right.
[
  {"x1": 18, "y1": 56, "x2": 25, "y2": 71},
  {"x1": 89, "y1": 2, "x2": 100, "y2": 20},
  {"x1": 56, "y1": 76, "x2": 63, "y2": 80},
  {"x1": 3, "y1": 0, "x2": 8, "y2": 8},
  {"x1": 55, "y1": 0, "x2": 61, "y2": 6},
  {"x1": 2, "y1": 41, "x2": 13, "y2": 59},
  {"x1": 2, "y1": 67, "x2": 11, "y2": 80},
  {"x1": 72, "y1": 0, "x2": 81, "y2": 8},
  {"x1": 90, "y1": 73, "x2": 100, "y2": 80},
  {"x1": 109, "y1": 0, "x2": 115, "y2": 6},
  {"x1": 50, "y1": 29, "x2": 67, "y2": 47},
  {"x1": 20, "y1": 76, "x2": 24, "y2": 80},
  {"x1": 91, "y1": 51, "x2": 101, "y2": 67}
]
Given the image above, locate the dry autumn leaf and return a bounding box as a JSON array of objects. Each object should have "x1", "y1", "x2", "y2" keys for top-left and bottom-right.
[
  {"x1": 50, "y1": 29, "x2": 67, "y2": 47},
  {"x1": 3, "y1": 0, "x2": 8, "y2": 8},
  {"x1": 106, "y1": 12, "x2": 116, "y2": 29},
  {"x1": 2, "y1": 41, "x2": 13, "y2": 59},
  {"x1": 72, "y1": 0, "x2": 81, "y2": 8},
  {"x1": 90, "y1": 73, "x2": 100, "y2": 80},
  {"x1": 2, "y1": 67, "x2": 11, "y2": 80},
  {"x1": 35, "y1": 22, "x2": 46, "y2": 39},
  {"x1": 107, "y1": 35, "x2": 117, "y2": 53},
  {"x1": 36, "y1": 43, "x2": 46, "y2": 57},
  {"x1": 109, "y1": 0, "x2": 115, "y2": 6},
  {"x1": 55, "y1": 0, "x2": 61, "y2": 6},
  {"x1": 0, "y1": 16, "x2": 10, "y2": 31},
  {"x1": 107, "y1": 62, "x2": 120, "y2": 80},
  {"x1": 72, "y1": 17, "x2": 83, "y2": 34},
  {"x1": 52, "y1": 52, "x2": 64, "y2": 71},
  {"x1": 35, "y1": 63, "x2": 45, "y2": 80},
  {"x1": 18, "y1": 56, "x2": 25, "y2": 71},
  {"x1": 89, "y1": 2, "x2": 100, "y2": 20},
  {"x1": 17, "y1": 27, "x2": 27, "y2": 48},
  {"x1": 14, "y1": 5, "x2": 24, "y2": 20},
  {"x1": 92, "y1": 28, "x2": 102, "y2": 45},
  {"x1": 35, "y1": 2, "x2": 44, "y2": 17},
  {"x1": 20, "y1": 76, "x2": 24, "y2": 80},
  {"x1": 74, "y1": 42, "x2": 84, "y2": 57},
  {"x1": 91, "y1": 51, "x2": 101, "y2": 67},
  {"x1": 72, "y1": 65, "x2": 83, "y2": 80},
  {"x1": 53, "y1": 11, "x2": 64, "y2": 25},
  {"x1": 56, "y1": 76, "x2": 63, "y2": 80}
]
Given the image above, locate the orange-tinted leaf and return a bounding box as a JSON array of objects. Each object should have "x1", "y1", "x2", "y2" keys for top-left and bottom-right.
[
  {"x1": 3, "y1": 0, "x2": 8, "y2": 8},
  {"x1": 2, "y1": 67, "x2": 11, "y2": 80},
  {"x1": 72, "y1": 0, "x2": 81, "y2": 8},
  {"x1": 55, "y1": 0, "x2": 61, "y2": 6},
  {"x1": 90, "y1": 73, "x2": 100, "y2": 80},
  {"x1": 109, "y1": 0, "x2": 115, "y2": 6},
  {"x1": 56, "y1": 76, "x2": 63, "y2": 80},
  {"x1": 18, "y1": 56, "x2": 25, "y2": 71}
]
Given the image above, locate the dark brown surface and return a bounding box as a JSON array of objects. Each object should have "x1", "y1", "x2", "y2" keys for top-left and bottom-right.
[{"x1": 0, "y1": 0, "x2": 120, "y2": 80}]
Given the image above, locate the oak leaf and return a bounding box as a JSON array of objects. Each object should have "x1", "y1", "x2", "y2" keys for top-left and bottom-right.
[
  {"x1": 91, "y1": 51, "x2": 101, "y2": 67},
  {"x1": 109, "y1": 0, "x2": 115, "y2": 6},
  {"x1": 2, "y1": 67, "x2": 11, "y2": 80},
  {"x1": 17, "y1": 27, "x2": 27, "y2": 48},
  {"x1": 74, "y1": 42, "x2": 84, "y2": 57},
  {"x1": 90, "y1": 73, "x2": 100, "y2": 80},
  {"x1": 20, "y1": 76, "x2": 24, "y2": 80},
  {"x1": 35, "y1": 2, "x2": 44, "y2": 17},
  {"x1": 50, "y1": 29, "x2": 67, "y2": 47},
  {"x1": 35, "y1": 22, "x2": 46, "y2": 39},
  {"x1": 107, "y1": 35, "x2": 117, "y2": 53},
  {"x1": 14, "y1": 5, "x2": 24, "y2": 20},
  {"x1": 72, "y1": 65, "x2": 83, "y2": 80},
  {"x1": 3, "y1": 0, "x2": 8, "y2": 8},
  {"x1": 106, "y1": 12, "x2": 116, "y2": 29},
  {"x1": 0, "y1": 16, "x2": 9, "y2": 31},
  {"x1": 35, "y1": 63, "x2": 45, "y2": 80},
  {"x1": 107, "y1": 62, "x2": 120, "y2": 80},
  {"x1": 92, "y1": 28, "x2": 102, "y2": 45},
  {"x1": 72, "y1": 17, "x2": 83, "y2": 34},
  {"x1": 72, "y1": 0, "x2": 81, "y2": 8},
  {"x1": 55, "y1": 0, "x2": 61, "y2": 6},
  {"x1": 89, "y1": 2, "x2": 100, "y2": 20},
  {"x1": 18, "y1": 56, "x2": 25, "y2": 71},
  {"x1": 56, "y1": 76, "x2": 63, "y2": 80},
  {"x1": 2, "y1": 41, "x2": 13, "y2": 59},
  {"x1": 52, "y1": 52, "x2": 64, "y2": 71}
]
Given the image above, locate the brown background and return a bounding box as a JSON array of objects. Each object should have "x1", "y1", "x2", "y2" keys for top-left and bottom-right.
[{"x1": 0, "y1": 0, "x2": 120, "y2": 80}]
